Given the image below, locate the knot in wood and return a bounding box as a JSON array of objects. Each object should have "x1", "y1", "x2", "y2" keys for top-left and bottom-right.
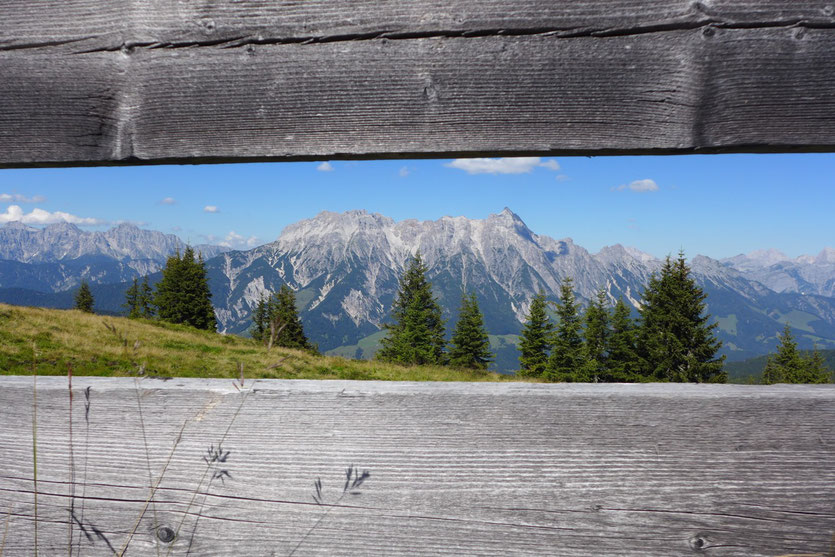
[
  {"x1": 823, "y1": 5, "x2": 834, "y2": 16},
  {"x1": 157, "y1": 526, "x2": 176, "y2": 544},
  {"x1": 200, "y1": 18, "x2": 216, "y2": 33},
  {"x1": 688, "y1": 533, "x2": 709, "y2": 552},
  {"x1": 701, "y1": 26, "x2": 715, "y2": 38}
]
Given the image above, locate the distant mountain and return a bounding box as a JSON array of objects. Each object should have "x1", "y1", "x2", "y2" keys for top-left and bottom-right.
[
  {"x1": 201, "y1": 209, "x2": 835, "y2": 370},
  {"x1": 3, "y1": 211, "x2": 835, "y2": 373},
  {"x1": 0, "y1": 222, "x2": 228, "y2": 291},
  {"x1": 723, "y1": 248, "x2": 835, "y2": 297}
]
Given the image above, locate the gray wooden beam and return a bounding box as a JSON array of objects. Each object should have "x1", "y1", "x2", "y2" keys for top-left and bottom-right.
[
  {"x1": 1, "y1": 1, "x2": 834, "y2": 167},
  {"x1": 0, "y1": 377, "x2": 833, "y2": 555}
]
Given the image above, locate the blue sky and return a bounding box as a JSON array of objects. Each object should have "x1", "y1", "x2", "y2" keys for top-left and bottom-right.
[{"x1": 0, "y1": 153, "x2": 832, "y2": 259}]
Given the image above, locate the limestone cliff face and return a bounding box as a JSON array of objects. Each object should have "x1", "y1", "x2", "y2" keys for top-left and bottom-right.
[{"x1": 0, "y1": 222, "x2": 227, "y2": 290}]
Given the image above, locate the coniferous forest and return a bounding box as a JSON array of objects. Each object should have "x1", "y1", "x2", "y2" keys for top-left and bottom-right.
[
  {"x1": 107, "y1": 246, "x2": 831, "y2": 383},
  {"x1": 377, "y1": 251, "x2": 728, "y2": 382}
]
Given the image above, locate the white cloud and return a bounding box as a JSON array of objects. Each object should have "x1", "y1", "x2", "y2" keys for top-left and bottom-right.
[
  {"x1": 204, "y1": 205, "x2": 220, "y2": 213},
  {"x1": 210, "y1": 231, "x2": 261, "y2": 249},
  {"x1": 159, "y1": 197, "x2": 176, "y2": 205},
  {"x1": 614, "y1": 179, "x2": 659, "y2": 193},
  {"x1": 445, "y1": 157, "x2": 560, "y2": 175},
  {"x1": 0, "y1": 205, "x2": 106, "y2": 226},
  {"x1": 0, "y1": 193, "x2": 46, "y2": 203},
  {"x1": 317, "y1": 162, "x2": 334, "y2": 172},
  {"x1": 556, "y1": 174, "x2": 570, "y2": 182},
  {"x1": 399, "y1": 166, "x2": 411, "y2": 178}
]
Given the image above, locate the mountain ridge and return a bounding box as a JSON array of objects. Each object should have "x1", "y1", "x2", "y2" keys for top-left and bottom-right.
[{"x1": 2, "y1": 211, "x2": 835, "y2": 372}]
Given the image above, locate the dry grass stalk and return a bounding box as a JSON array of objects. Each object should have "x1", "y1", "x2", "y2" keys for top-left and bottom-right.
[{"x1": 31, "y1": 342, "x2": 38, "y2": 557}]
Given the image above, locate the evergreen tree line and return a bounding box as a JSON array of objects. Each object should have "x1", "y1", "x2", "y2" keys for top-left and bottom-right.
[
  {"x1": 377, "y1": 253, "x2": 492, "y2": 370},
  {"x1": 519, "y1": 253, "x2": 726, "y2": 383},
  {"x1": 76, "y1": 246, "x2": 218, "y2": 331},
  {"x1": 378, "y1": 251, "x2": 727, "y2": 382},
  {"x1": 761, "y1": 324, "x2": 832, "y2": 384}
]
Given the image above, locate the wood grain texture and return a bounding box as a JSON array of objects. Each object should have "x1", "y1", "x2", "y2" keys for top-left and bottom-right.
[
  {"x1": 0, "y1": 1, "x2": 834, "y2": 167},
  {"x1": 0, "y1": 377, "x2": 833, "y2": 556}
]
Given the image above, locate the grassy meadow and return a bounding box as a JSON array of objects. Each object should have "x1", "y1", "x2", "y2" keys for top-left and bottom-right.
[{"x1": 0, "y1": 303, "x2": 521, "y2": 381}]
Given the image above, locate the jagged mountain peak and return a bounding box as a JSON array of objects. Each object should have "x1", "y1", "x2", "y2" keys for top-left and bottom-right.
[
  {"x1": 596, "y1": 244, "x2": 657, "y2": 264},
  {"x1": 2, "y1": 221, "x2": 37, "y2": 231},
  {"x1": 816, "y1": 247, "x2": 835, "y2": 265}
]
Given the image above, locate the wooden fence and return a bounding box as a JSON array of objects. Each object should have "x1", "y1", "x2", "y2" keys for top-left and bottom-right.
[
  {"x1": 0, "y1": 377, "x2": 833, "y2": 556},
  {"x1": 1, "y1": 1, "x2": 835, "y2": 167},
  {"x1": 2, "y1": 1, "x2": 835, "y2": 555}
]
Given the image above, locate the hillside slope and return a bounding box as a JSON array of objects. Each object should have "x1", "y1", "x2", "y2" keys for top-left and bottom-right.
[{"x1": 0, "y1": 304, "x2": 514, "y2": 382}]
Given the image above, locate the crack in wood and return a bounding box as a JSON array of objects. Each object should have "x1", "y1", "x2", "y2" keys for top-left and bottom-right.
[{"x1": 3, "y1": 18, "x2": 834, "y2": 54}]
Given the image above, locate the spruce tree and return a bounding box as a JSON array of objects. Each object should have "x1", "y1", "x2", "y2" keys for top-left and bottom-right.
[
  {"x1": 517, "y1": 291, "x2": 553, "y2": 377},
  {"x1": 637, "y1": 252, "x2": 726, "y2": 383},
  {"x1": 607, "y1": 298, "x2": 644, "y2": 381},
  {"x1": 546, "y1": 277, "x2": 585, "y2": 382},
  {"x1": 803, "y1": 345, "x2": 833, "y2": 384},
  {"x1": 138, "y1": 276, "x2": 155, "y2": 318},
  {"x1": 155, "y1": 247, "x2": 216, "y2": 331},
  {"x1": 271, "y1": 285, "x2": 313, "y2": 351},
  {"x1": 763, "y1": 325, "x2": 830, "y2": 384},
  {"x1": 74, "y1": 281, "x2": 95, "y2": 313},
  {"x1": 448, "y1": 292, "x2": 492, "y2": 370},
  {"x1": 123, "y1": 277, "x2": 140, "y2": 318},
  {"x1": 377, "y1": 252, "x2": 446, "y2": 365},
  {"x1": 580, "y1": 288, "x2": 610, "y2": 382},
  {"x1": 251, "y1": 294, "x2": 269, "y2": 342}
]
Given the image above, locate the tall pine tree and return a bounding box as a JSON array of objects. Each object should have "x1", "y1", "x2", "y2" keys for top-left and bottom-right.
[
  {"x1": 74, "y1": 281, "x2": 95, "y2": 313},
  {"x1": 251, "y1": 294, "x2": 269, "y2": 342},
  {"x1": 763, "y1": 325, "x2": 831, "y2": 384},
  {"x1": 606, "y1": 298, "x2": 644, "y2": 381},
  {"x1": 155, "y1": 247, "x2": 216, "y2": 330},
  {"x1": 377, "y1": 252, "x2": 446, "y2": 365},
  {"x1": 517, "y1": 291, "x2": 553, "y2": 377},
  {"x1": 138, "y1": 276, "x2": 155, "y2": 318},
  {"x1": 271, "y1": 285, "x2": 314, "y2": 351},
  {"x1": 580, "y1": 288, "x2": 610, "y2": 382},
  {"x1": 803, "y1": 345, "x2": 833, "y2": 384},
  {"x1": 123, "y1": 277, "x2": 141, "y2": 318},
  {"x1": 637, "y1": 252, "x2": 725, "y2": 383},
  {"x1": 546, "y1": 277, "x2": 585, "y2": 382},
  {"x1": 448, "y1": 292, "x2": 492, "y2": 370}
]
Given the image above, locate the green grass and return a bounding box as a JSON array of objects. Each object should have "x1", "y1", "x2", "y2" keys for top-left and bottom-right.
[{"x1": 0, "y1": 303, "x2": 525, "y2": 382}]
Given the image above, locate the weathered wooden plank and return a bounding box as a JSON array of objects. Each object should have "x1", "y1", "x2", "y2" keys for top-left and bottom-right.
[
  {"x1": 0, "y1": 377, "x2": 832, "y2": 556},
  {"x1": 0, "y1": 1, "x2": 834, "y2": 167},
  {"x1": 1, "y1": 1, "x2": 834, "y2": 51},
  {"x1": 1, "y1": 27, "x2": 834, "y2": 167}
]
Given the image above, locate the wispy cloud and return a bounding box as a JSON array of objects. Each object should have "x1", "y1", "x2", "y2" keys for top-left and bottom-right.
[
  {"x1": 399, "y1": 166, "x2": 411, "y2": 178},
  {"x1": 221, "y1": 231, "x2": 260, "y2": 249},
  {"x1": 556, "y1": 174, "x2": 570, "y2": 182},
  {"x1": 0, "y1": 205, "x2": 106, "y2": 226},
  {"x1": 0, "y1": 193, "x2": 46, "y2": 203},
  {"x1": 159, "y1": 197, "x2": 176, "y2": 205},
  {"x1": 445, "y1": 157, "x2": 560, "y2": 175},
  {"x1": 613, "y1": 179, "x2": 659, "y2": 193},
  {"x1": 115, "y1": 219, "x2": 148, "y2": 227},
  {"x1": 204, "y1": 205, "x2": 220, "y2": 213},
  {"x1": 317, "y1": 162, "x2": 334, "y2": 172},
  {"x1": 204, "y1": 231, "x2": 260, "y2": 250}
]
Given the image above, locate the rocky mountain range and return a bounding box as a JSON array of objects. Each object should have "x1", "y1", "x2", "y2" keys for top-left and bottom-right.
[
  {"x1": 2, "y1": 210, "x2": 835, "y2": 372},
  {"x1": 0, "y1": 222, "x2": 227, "y2": 292},
  {"x1": 721, "y1": 248, "x2": 835, "y2": 298}
]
